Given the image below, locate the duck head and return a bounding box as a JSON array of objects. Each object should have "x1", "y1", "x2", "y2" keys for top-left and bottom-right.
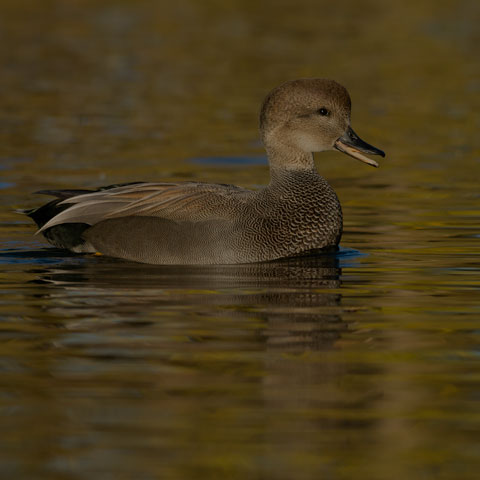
[{"x1": 260, "y1": 78, "x2": 385, "y2": 168}]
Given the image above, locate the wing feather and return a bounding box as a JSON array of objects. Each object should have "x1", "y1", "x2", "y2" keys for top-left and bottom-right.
[{"x1": 37, "y1": 182, "x2": 251, "y2": 233}]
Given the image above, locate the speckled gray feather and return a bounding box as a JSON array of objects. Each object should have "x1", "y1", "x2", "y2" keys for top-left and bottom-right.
[{"x1": 82, "y1": 170, "x2": 342, "y2": 264}]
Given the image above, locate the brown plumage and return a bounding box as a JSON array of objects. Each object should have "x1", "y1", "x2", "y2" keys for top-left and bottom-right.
[{"x1": 25, "y1": 79, "x2": 385, "y2": 265}]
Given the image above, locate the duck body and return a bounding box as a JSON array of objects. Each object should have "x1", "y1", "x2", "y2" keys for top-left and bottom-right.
[
  {"x1": 29, "y1": 169, "x2": 342, "y2": 264},
  {"x1": 26, "y1": 79, "x2": 384, "y2": 265}
]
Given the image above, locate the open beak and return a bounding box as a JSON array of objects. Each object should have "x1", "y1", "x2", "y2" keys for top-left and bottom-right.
[{"x1": 334, "y1": 126, "x2": 385, "y2": 168}]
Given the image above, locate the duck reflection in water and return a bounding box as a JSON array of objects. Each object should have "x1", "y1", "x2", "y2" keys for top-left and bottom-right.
[
  {"x1": 27, "y1": 251, "x2": 347, "y2": 352},
  {"x1": 12, "y1": 247, "x2": 368, "y2": 477}
]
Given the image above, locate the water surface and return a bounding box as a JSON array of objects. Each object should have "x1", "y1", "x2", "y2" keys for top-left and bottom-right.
[{"x1": 1, "y1": 1, "x2": 479, "y2": 479}]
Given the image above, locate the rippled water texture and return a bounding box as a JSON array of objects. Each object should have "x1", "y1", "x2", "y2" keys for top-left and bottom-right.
[{"x1": 1, "y1": 1, "x2": 479, "y2": 479}]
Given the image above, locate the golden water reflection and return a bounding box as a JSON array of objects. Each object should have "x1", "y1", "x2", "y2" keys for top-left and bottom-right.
[{"x1": 0, "y1": 0, "x2": 479, "y2": 479}]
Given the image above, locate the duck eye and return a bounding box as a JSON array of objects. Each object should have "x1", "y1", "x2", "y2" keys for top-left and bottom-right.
[{"x1": 317, "y1": 108, "x2": 330, "y2": 116}]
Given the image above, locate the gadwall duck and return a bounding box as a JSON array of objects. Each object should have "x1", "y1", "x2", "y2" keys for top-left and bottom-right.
[{"x1": 26, "y1": 79, "x2": 385, "y2": 265}]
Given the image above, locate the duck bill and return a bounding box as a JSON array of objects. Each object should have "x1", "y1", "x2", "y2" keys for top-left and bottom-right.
[{"x1": 334, "y1": 126, "x2": 385, "y2": 168}]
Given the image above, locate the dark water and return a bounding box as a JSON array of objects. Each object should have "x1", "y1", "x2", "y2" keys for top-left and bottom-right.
[{"x1": 1, "y1": 1, "x2": 479, "y2": 479}]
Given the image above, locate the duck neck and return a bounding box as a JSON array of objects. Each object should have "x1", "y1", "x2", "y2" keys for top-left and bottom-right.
[{"x1": 265, "y1": 146, "x2": 319, "y2": 186}]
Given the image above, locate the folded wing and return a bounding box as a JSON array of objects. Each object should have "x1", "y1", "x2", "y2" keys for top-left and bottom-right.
[{"x1": 37, "y1": 181, "x2": 251, "y2": 233}]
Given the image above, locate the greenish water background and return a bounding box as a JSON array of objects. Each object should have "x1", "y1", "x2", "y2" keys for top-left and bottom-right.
[{"x1": 0, "y1": 0, "x2": 479, "y2": 478}]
